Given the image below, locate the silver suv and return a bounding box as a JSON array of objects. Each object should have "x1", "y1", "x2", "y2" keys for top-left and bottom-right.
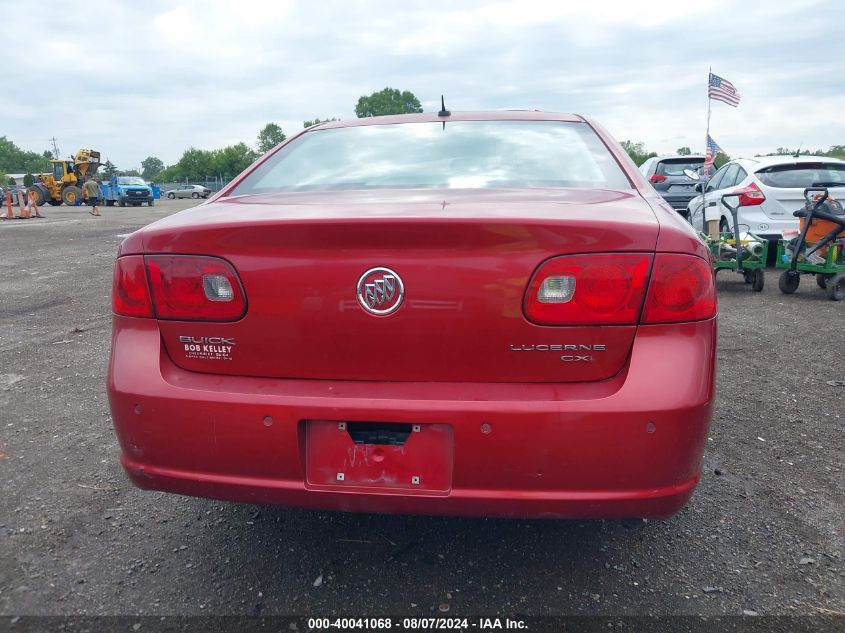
[{"x1": 166, "y1": 184, "x2": 211, "y2": 199}]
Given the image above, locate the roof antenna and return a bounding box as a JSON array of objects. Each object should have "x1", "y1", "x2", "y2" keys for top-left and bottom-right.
[
  {"x1": 438, "y1": 95, "x2": 451, "y2": 117},
  {"x1": 438, "y1": 95, "x2": 450, "y2": 130}
]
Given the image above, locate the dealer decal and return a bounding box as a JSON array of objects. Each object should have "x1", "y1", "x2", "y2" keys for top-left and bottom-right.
[{"x1": 179, "y1": 336, "x2": 236, "y2": 361}]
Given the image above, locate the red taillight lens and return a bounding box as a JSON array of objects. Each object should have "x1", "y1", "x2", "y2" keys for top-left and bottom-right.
[
  {"x1": 736, "y1": 182, "x2": 765, "y2": 206},
  {"x1": 112, "y1": 255, "x2": 153, "y2": 317},
  {"x1": 642, "y1": 254, "x2": 716, "y2": 324},
  {"x1": 145, "y1": 255, "x2": 246, "y2": 321},
  {"x1": 649, "y1": 174, "x2": 667, "y2": 183},
  {"x1": 524, "y1": 254, "x2": 653, "y2": 325}
]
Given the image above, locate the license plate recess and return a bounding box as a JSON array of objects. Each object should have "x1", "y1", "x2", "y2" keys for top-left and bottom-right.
[{"x1": 304, "y1": 420, "x2": 453, "y2": 492}]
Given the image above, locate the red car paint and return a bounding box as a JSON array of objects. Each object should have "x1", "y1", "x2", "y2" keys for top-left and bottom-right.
[{"x1": 108, "y1": 112, "x2": 716, "y2": 519}]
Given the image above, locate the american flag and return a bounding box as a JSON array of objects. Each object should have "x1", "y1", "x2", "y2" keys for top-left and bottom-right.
[
  {"x1": 703, "y1": 135, "x2": 723, "y2": 176},
  {"x1": 708, "y1": 72, "x2": 740, "y2": 107}
]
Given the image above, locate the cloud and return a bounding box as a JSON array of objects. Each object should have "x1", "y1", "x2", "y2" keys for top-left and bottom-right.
[{"x1": 2, "y1": 0, "x2": 843, "y2": 170}]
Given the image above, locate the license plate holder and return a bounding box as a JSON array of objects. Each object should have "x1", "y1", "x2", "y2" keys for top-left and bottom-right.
[{"x1": 304, "y1": 420, "x2": 453, "y2": 492}]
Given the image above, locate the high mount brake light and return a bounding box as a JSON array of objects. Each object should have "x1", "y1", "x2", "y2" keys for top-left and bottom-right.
[
  {"x1": 111, "y1": 255, "x2": 246, "y2": 321},
  {"x1": 649, "y1": 174, "x2": 667, "y2": 183},
  {"x1": 524, "y1": 253, "x2": 716, "y2": 326},
  {"x1": 524, "y1": 254, "x2": 653, "y2": 325}
]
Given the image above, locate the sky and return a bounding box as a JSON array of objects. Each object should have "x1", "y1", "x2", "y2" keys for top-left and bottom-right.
[{"x1": 3, "y1": 0, "x2": 844, "y2": 170}]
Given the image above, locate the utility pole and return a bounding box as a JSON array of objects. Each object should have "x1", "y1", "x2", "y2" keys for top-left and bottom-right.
[{"x1": 49, "y1": 137, "x2": 60, "y2": 159}]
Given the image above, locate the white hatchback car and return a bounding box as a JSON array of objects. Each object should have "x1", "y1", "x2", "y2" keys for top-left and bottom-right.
[{"x1": 687, "y1": 156, "x2": 845, "y2": 240}]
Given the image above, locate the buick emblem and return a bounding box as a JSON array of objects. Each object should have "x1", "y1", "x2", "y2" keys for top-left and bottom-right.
[{"x1": 357, "y1": 267, "x2": 404, "y2": 315}]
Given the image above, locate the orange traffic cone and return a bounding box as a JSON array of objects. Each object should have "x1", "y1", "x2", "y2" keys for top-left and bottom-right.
[
  {"x1": 19, "y1": 190, "x2": 31, "y2": 219},
  {"x1": 28, "y1": 190, "x2": 43, "y2": 218},
  {"x1": 3, "y1": 189, "x2": 12, "y2": 219},
  {"x1": 21, "y1": 190, "x2": 42, "y2": 219}
]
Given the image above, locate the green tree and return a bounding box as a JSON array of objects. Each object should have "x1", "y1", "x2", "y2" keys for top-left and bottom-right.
[
  {"x1": 762, "y1": 145, "x2": 845, "y2": 159},
  {"x1": 823, "y1": 145, "x2": 845, "y2": 159},
  {"x1": 141, "y1": 156, "x2": 165, "y2": 180},
  {"x1": 676, "y1": 146, "x2": 692, "y2": 156},
  {"x1": 102, "y1": 160, "x2": 118, "y2": 178},
  {"x1": 303, "y1": 117, "x2": 339, "y2": 128},
  {"x1": 156, "y1": 165, "x2": 177, "y2": 182},
  {"x1": 767, "y1": 147, "x2": 810, "y2": 156},
  {"x1": 213, "y1": 143, "x2": 259, "y2": 177},
  {"x1": 355, "y1": 87, "x2": 423, "y2": 118},
  {"x1": 0, "y1": 137, "x2": 51, "y2": 174},
  {"x1": 713, "y1": 153, "x2": 731, "y2": 169},
  {"x1": 156, "y1": 143, "x2": 259, "y2": 182},
  {"x1": 619, "y1": 140, "x2": 657, "y2": 167},
  {"x1": 7, "y1": 176, "x2": 15, "y2": 186},
  {"x1": 119, "y1": 169, "x2": 142, "y2": 177},
  {"x1": 257, "y1": 123, "x2": 286, "y2": 153},
  {"x1": 23, "y1": 173, "x2": 34, "y2": 186},
  {"x1": 166, "y1": 148, "x2": 212, "y2": 181}
]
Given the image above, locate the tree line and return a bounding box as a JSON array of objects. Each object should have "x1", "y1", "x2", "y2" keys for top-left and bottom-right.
[
  {"x1": 152, "y1": 88, "x2": 423, "y2": 182},
  {"x1": 2, "y1": 87, "x2": 843, "y2": 184},
  {"x1": 618, "y1": 140, "x2": 734, "y2": 169},
  {"x1": 619, "y1": 141, "x2": 845, "y2": 168},
  {"x1": 0, "y1": 137, "x2": 53, "y2": 185}
]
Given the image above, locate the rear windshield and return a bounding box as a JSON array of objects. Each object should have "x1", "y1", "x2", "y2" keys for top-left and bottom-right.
[
  {"x1": 756, "y1": 163, "x2": 845, "y2": 189},
  {"x1": 656, "y1": 159, "x2": 704, "y2": 177},
  {"x1": 230, "y1": 121, "x2": 631, "y2": 194}
]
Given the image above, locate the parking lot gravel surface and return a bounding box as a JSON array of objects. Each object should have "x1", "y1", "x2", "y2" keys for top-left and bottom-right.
[{"x1": 0, "y1": 199, "x2": 842, "y2": 619}]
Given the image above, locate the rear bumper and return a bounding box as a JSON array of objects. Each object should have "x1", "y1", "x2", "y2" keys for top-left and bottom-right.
[
  {"x1": 107, "y1": 317, "x2": 717, "y2": 519},
  {"x1": 723, "y1": 208, "x2": 798, "y2": 238},
  {"x1": 659, "y1": 194, "x2": 696, "y2": 213}
]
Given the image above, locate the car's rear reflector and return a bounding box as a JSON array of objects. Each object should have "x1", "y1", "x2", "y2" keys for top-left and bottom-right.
[
  {"x1": 145, "y1": 255, "x2": 246, "y2": 321},
  {"x1": 112, "y1": 255, "x2": 153, "y2": 318},
  {"x1": 642, "y1": 254, "x2": 716, "y2": 324},
  {"x1": 524, "y1": 254, "x2": 653, "y2": 325}
]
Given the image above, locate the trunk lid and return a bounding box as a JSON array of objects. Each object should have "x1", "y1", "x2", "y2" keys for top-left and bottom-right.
[
  {"x1": 142, "y1": 188, "x2": 659, "y2": 383},
  {"x1": 757, "y1": 185, "x2": 809, "y2": 220},
  {"x1": 755, "y1": 162, "x2": 845, "y2": 220}
]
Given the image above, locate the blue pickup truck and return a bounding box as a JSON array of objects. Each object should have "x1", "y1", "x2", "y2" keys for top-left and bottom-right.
[{"x1": 102, "y1": 176, "x2": 154, "y2": 207}]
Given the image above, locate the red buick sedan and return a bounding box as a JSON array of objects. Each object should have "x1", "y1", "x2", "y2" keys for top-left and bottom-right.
[{"x1": 108, "y1": 111, "x2": 716, "y2": 519}]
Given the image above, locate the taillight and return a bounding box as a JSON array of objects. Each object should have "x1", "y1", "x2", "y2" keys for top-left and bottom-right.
[
  {"x1": 524, "y1": 254, "x2": 653, "y2": 325},
  {"x1": 649, "y1": 174, "x2": 667, "y2": 183},
  {"x1": 642, "y1": 254, "x2": 716, "y2": 324},
  {"x1": 112, "y1": 255, "x2": 153, "y2": 317},
  {"x1": 736, "y1": 182, "x2": 765, "y2": 206},
  {"x1": 145, "y1": 255, "x2": 246, "y2": 321}
]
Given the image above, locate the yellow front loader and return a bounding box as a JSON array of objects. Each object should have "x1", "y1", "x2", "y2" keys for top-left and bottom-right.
[{"x1": 27, "y1": 149, "x2": 101, "y2": 206}]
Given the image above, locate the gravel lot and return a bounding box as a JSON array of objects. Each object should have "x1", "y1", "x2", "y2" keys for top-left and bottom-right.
[{"x1": 0, "y1": 199, "x2": 842, "y2": 622}]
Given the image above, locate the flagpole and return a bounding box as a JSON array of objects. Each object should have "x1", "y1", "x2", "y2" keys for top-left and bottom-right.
[
  {"x1": 704, "y1": 67, "x2": 715, "y2": 237},
  {"x1": 705, "y1": 67, "x2": 712, "y2": 173}
]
